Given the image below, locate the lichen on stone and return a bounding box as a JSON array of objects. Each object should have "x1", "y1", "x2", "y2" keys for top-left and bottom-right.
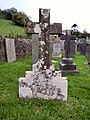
[{"x1": 41, "y1": 9, "x2": 50, "y2": 18}]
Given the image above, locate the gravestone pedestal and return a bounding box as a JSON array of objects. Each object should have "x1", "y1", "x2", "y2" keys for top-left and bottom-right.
[
  {"x1": 19, "y1": 60, "x2": 68, "y2": 100},
  {"x1": 59, "y1": 58, "x2": 79, "y2": 74}
]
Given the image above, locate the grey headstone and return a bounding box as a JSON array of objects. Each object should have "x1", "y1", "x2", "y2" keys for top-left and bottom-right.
[
  {"x1": 32, "y1": 34, "x2": 39, "y2": 64},
  {"x1": 86, "y1": 44, "x2": 90, "y2": 58},
  {"x1": 5, "y1": 38, "x2": 16, "y2": 62},
  {"x1": 53, "y1": 42, "x2": 61, "y2": 58},
  {"x1": 53, "y1": 43, "x2": 61, "y2": 54},
  {"x1": 77, "y1": 38, "x2": 86, "y2": 55}
]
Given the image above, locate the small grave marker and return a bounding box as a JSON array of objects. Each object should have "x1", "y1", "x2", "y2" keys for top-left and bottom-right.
[{"x1": 5, "y1": 38, "x2": 16, "y2": 62}]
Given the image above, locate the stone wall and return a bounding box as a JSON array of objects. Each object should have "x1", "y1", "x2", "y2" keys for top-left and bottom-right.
[
  {"x1": 0, "y1": 36, "x2": 6, "y2": 61},
  {"x1": 15, "y1": 38, "x2": 32, "y2": 60},
  {"x1": 0, "y1": 36, "x2": 32, "y2": 62}
]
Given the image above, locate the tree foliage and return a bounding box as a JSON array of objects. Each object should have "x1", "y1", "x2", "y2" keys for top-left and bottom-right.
[
  {"x1": 12, "y1": 12, "x2": 29, "y2": 27},
  {"x1": 0, "y1": 7, "x2": 30, "y2": 27}
]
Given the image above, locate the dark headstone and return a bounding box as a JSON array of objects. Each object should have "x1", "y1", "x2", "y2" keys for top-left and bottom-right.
[
  {"x1": 77, "y1": 38, "x2": 86, "y2": 55},
  {"x1": 86, "y1": 44, "x2": 90, "y2": 58}
]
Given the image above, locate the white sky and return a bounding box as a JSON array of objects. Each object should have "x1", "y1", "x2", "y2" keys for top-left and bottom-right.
[{"x1": 0, "y1": 0, "x2": 90, "y2": 32}]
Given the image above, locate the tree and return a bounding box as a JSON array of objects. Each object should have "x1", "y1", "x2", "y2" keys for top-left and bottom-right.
[
  {"x1": 2, "y1": 7, "x2": 17, "y2": 20},
  {"x1": 12, "y1": 12, "x2": 29, "y2": 27}
]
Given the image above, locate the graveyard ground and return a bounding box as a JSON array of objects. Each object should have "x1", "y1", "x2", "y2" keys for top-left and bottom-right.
[{"x1": 0, "y1": 53, "x2": 90, "y2": 120}]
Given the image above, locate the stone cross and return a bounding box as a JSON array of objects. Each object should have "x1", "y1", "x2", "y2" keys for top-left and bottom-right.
[
  {"x1": 19, "y1": 8, "x2": 68, "y2": 100},
  {"x1": 65, "y1": 30, "x2": 72, "y2": 58},
  {"x1": 38, "y1": 9, "x2": 50, "y2": 69},
  {"x1": 59, "y1": 30, "x2": 79, "y2": 74},
  {"x1": 25, "y1": 12, "x2": 62, "y2": 65}
]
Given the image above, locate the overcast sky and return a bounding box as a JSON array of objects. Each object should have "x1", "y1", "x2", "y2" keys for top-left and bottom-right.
[{"x1": 0, "y1": 0, "x2": 90, "y2": 32}]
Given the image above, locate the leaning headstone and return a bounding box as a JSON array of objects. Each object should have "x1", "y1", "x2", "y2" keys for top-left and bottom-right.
[
  {"x1": 59, "y1": 30, "x2": 79, "y2": 74},
  {"x1": 5, "y1": 38, "x2": 16, "y2": 62},
  {"x1": 19, "y1": 8, "x2": 68, "y2": 100}
]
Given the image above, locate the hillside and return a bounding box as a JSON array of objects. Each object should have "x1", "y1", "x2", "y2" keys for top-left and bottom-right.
[{"x1": 0, "y1": 19, "x2": 26, "y2": 36}]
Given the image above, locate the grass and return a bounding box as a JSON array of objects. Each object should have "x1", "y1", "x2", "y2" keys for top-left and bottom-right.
[
  {"x1": 0, "y1": 53, "x2": 90, "y2": 120},
  {"x1": 0, "y1": 19, "x2": 26, "y2": 36}
]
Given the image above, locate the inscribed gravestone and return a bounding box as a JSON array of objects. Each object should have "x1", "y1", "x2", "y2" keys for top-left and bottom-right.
[
  {"x1": 52, "y1": 40, "x2": 62, "y2": 59},
  {"x1": 5, "y1": 38, "x2": 16, "y2": 62},
  {"x1": 19, "y1": 8, "x2": 68, "y2": 100}
]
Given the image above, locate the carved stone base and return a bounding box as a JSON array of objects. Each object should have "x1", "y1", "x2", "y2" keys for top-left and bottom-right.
[
  {"x1": 59, "y1": 58, "x2": 79, "y2": 74},
  {"x1": 19, "y1": 60, "x2": 68, "y2": 101}
]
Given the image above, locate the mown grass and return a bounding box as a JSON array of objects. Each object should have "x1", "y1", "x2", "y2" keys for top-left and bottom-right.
[
  {"x1": 0, "y1": 19, "x2": 25, "y2": 36},
  {"x1": 0, "y1": 53, "x2": 90, "y2": 120}
]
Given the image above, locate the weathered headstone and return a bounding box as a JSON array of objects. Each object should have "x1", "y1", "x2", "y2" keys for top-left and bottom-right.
[
  {"x1": 19, "y1": 8, "x2": 68, "y2": 100},
  {"x1": 5, "y1": 38, "x2": 16, "y2": 62},
  {"x1": 59, "y1": 30, "x2": 79, "y2": 74},
  {"x1": 77, "y1": 38, "x2": 86, "y2": 55},
  {"x1": 52, "y1": 39, "x2": 62, "y2": 59}
]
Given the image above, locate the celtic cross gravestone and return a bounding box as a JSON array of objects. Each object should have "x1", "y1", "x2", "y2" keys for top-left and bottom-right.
[{"x1": 19, "y1": 8, "x2": 68, "y2": 100}]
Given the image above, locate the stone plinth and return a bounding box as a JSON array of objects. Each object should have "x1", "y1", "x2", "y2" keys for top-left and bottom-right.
[
  {"x1": 59, "y1": 58, "x2": 79, "y2": 74},
  {"x1": 19, "y1": 60, "x2": 68, "y2": 101}
]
